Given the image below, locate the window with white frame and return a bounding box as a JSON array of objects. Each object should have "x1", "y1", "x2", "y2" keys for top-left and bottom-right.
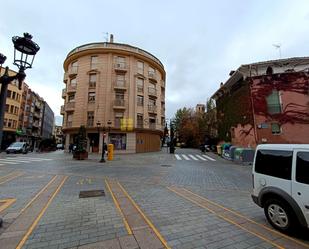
[{"x1": 137, "y1": 61, "x2": 144, "y2": 74}]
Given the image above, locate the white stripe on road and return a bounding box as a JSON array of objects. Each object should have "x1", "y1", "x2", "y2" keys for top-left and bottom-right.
[
  {"x1": 0, "y1": 160, "x2": 19, "y2": 164},
  {"x1": 8, "y1": 157, "x2": 52, "y2": 161},
  {"x1": 195, "y1": 155, "x2": 207, "y2": 161},
  {"x1": 202, "y1": 154, "x2": 216, "y2": 161},
  {"x1": 182, "y1": 154, "x2": 190, "y2": 160},
  {"x1": 175, "y1": 154, "x2": 182, "y2": 160},
  {"x1": 0, "y1": 158, "x2": 31, "y2": 163},
  {"x1": 188, "y1": 154, "x2": 198, "y2": 161}
]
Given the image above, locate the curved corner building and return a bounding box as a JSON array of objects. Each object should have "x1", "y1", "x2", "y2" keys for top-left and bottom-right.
[{"x1": 61, "y1": 37, "x2": 166, "y2": 153}]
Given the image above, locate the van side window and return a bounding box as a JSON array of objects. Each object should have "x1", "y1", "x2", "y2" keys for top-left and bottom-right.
[
  {"x1": 255, "y1": 150, "x2": 292, "y2": 180},
  {"x1": 296, "y1": 152, "x2": 309, "y2": 184}
]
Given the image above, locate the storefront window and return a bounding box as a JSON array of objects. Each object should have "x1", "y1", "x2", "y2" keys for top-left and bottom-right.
[{"x1": 109, "y1": 133, "x2": 126, "y2": 150}]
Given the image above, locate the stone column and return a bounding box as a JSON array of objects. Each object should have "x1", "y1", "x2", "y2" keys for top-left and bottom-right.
[{"x1": 65, "y1": 134, "x2": 70, "y2": 151}]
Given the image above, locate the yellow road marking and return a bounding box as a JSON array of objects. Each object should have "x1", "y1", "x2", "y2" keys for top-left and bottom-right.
[
  {"x1": 182, "y1": 188, "x2": 309, "y2": 249},
  {"x1": 19, "y1": 175, "x2": 58, "y2": 214},
  {"x1": 105, "y1": 179, "x2": 132, "y2": 235},
  {"x1": 0, "y1": 172, "x2": 24, "y2": 185},
  {"x1": 0, "y1": 198, "x2": 16, "y2": 212},
  {"x1": 0, "y1": 171, "x2": 16, "y2": 180},
  {"x1": 167, "y1": 186, "x2": 284, "y2": 249},
  {"x1": 118, "y1": 182, "x2": 171, "y2": 249},
  {"x1": 16, "y1": 176, "x2": 68, "y2": 249}
]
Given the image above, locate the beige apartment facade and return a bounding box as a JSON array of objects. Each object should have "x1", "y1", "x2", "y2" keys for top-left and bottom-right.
[{"x1": 61, "y1": 39, "x2": 166, "y2": 153}]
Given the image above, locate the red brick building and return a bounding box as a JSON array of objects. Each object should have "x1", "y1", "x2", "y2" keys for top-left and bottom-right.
[{"x1": 212, "y1": 57, "x2": 309, "y2": 147}]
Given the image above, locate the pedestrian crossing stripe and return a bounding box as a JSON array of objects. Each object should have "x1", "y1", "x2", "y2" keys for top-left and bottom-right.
[
  {"x1": 7, "y1": 157, "x2": 53, "y2": 161},
  {"x1": 0, "y1": 157, "x2": 53, "y2": 165},
  {"x1": 175, "y1": 154, "x2": 216, "y2": 161}
]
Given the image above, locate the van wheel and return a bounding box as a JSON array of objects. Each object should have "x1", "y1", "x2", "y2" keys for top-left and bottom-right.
[{"x1": 264, "y1": 199, "x2": 295, "y2": 232}]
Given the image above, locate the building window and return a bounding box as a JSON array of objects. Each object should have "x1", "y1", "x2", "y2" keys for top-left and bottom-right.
[
  {"x1": 148, "y1": 66, "x2": 155, "y2": 77},
  {"x1": 137, "y1": 95, "x2": 144, "y2": 106},
  {"x1": 71, "y1": 61, "x2": 78, "y2": 73},
  {"x1": 7, "y1": 90, "x2": 11, "y2": 98},
  {"x1": 137, "y1": 78, "x2": 144, "y2": 93},
  {"x1": 87, "y1": 111, "x2": 94, "y2": 127},
  {"x1": 3, "y1": 118, "x2": 7, "y2": 127},
  {"x1": 88, "y1": 92, "x2": 96, "y2": 102},
  {"x1": 12, "y1": 91, "x2": 16, "y2": 100},
  {"x1": 67, "y1": 114, "x2": 73, "y2": 127},
  {"x1": 149, "y1": 98, "x2": 156, "y2": 106},
  {"x1": 255, "y1": 150, "x2": 292, "y2": 180},
  {"x1": 137, "y1": 61, "x2": 144, "y2": 74},
  {"x1": 137, "y1": 114, "x2": 143, "y2": 128},
  {"x1": 271, "y1": 123, "x2": 281, "y2": 134},
  {"x1": 161, "y1": 117, "x2": 165, "y2": 126},
  {"x1": 266, "y1": 66, "x2": 273, "y2": 75},
  {"x1": 5, "y1": 104, "x2": 9, "y2": 112},
  {"x1": 296, "y1": 152, "x2": 309, "y2": 184},
  {"x1": 115, "y1": 56, "x2": 126, "y2": 69},
  {"x1": 70, "y1": 77, "x2": 77, "y2": 86},
  {"x1": 90, "y1": 56, "x2": 98, "y2": 70},
  {"x1": 266, "y1": 90, "x2": 281, "y2": 114},
  {"x1": 10, "y1": 105, "x2": 14, "y2": 113},
  {"x1": 149, "y1": 118, "x2": 156, "y2": 129},
  {"x1": 89, "y1": 73, "x2": 97, "y2": 88},
  {"x1": 115, "y1": 92, "x2": 124, "y2": 106},
  {"x1": 109, "y1": 133, "x2": 126, "y2": 150},
  {"x1": 8, "y1": 119, "x2": 12, "y2": 128},
  {"x1": 116, "y1": 74, "x2": 125, "y2": 87},
  {"x1": 68, "y1": 94, "x2": 75, "y2": 102},
  {"x1": 114, "y1": 112, "x2": 124, "y2": 128},
  {"x1": 14, "y1": 107, "x2": 18, "y2": 115}
]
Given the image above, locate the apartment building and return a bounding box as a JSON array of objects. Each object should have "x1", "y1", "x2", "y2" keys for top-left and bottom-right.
[
  {"x1": 212, "y1": 57, "x2": 309, "y2": 147},
  {"x1": 61, "y1": 36, "x2": 166, "y2": 153},
  {"x1": 0, "y1": 68, "x2": 23, "y2": 149}
]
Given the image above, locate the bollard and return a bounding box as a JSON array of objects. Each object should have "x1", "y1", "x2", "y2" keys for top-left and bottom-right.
[{"x1": 107, "y1": 144, "x2": 114, "y2": 161}]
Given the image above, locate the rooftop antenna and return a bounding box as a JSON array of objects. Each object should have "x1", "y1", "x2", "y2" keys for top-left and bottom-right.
[
  {"x1": 272, "y1": 43, "x2": 282, "y2": 59},
  {"x1": 103, "y1": 32, "x2": 109, "y2": 42}
]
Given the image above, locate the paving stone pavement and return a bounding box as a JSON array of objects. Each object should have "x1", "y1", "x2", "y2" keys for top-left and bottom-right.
[{"x1": 0, "y1": 148, "x2": 308, "y2": 249}]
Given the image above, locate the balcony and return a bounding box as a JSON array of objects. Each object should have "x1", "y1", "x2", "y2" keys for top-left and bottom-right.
[
  {"x1": 63, "y1": 72, "x2": 68, "y2": 83},
  {"x1": 113, "y1": 99, "x2": 125, "y2": 109},
  {"x1": 161, "y1": 80, "x2": 165, "y2": 88},
  {"x1": 137, "y1": 86, "x2": 144, "y2": 93},
  {"x1": 65, "y1": 102, "x2": 75, "y2": 112},
  {"x1": 62, "y1": 89, "x2": 66, "y2": 99},
  {"x1": 114, "y1": 63, "x2": 127, "y2": 72},
  {"x1": 66, "y1": 121, "x2": 72, "y2": 128},
  {"x1": 113, "y1": 80, "x2": 127, "y2": 90},
  {"x1": 148, "y1": 87, "x2": 157, "y2": 97},
  {"x1": 89, "y1": 82, "x2": 96, "y2": 89},
  {"x1": 67, "y1": 84, "x2": 77, "y2": 93},
  {"x1": 148, "y1": 105, "x2": 157, "y2": 113},
  {"x1": 68, "y1": 66, "x2": 78, "y2": 77},
  {"x1": 149, "y1": 123, "x2": 156, "y2": 130},
  {"x1": 148, "y1": 71, "x2": 157, "y2": 81},
  {"x1": 60, "y1": 105, "x2": 65, "y2": 115}
]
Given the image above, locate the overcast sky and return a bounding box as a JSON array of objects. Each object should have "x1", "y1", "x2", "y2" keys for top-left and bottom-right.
[{"x1": 1, "y1": 0, "x2": 309, "y2": 125}]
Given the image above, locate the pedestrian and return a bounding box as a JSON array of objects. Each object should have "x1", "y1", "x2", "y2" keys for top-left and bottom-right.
[{"x1": 69, "y1": 143, "x2": 73, "y2": 153}]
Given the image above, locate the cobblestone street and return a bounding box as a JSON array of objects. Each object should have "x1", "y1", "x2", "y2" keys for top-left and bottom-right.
[{"x1": 0, "y1": 149, "x2": 308, "y2": 249}]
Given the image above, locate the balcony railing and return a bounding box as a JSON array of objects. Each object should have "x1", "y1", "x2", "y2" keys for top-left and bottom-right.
[
  {"x1": 68, "y1": 66, "x2": 78, "y2": 76},
  {"x1": 60, "y1": 105, "x2": 65, "y2": 115},
  {"x1": 149, "y1": 123, "x2": 156, "y2": 130},
  {"x1": 63, "y1": 72, "x2": 68, "y2": 83},
  {"x1": 89, "y1": 82, "x2": 96, "y2": 88},
  {"x1": 113, "y1": 80, "x2": 126, "y2": 89},
  {"x1": 136, "y1": 123, "x2": 144, "y2": 129},
  {"x1": 66, "y1": 121, "x2": 72, "y2": 127},
  {"x1": 148, "y1": 105, "x2": 157, "y2": 113},
  {"x1": 113, "y1": 99, "x2": 125, "y2": 108},
  {"x1": 67, "y1": 84, "x2": 77, "y2": 93},
  {"x1": 148, "y1": 71, "x2": 156, "y2": 80},
  {"x1": 62, "y1": 89, "x2": 66, "y2": 98},
  {"x1": 114, "y1": 63, "x2": 127, "y2": 71},
  {"x1": 65, "y1": 102, "x2": 75, "y2": 111},
  {"x1": 148, "y1": 87, "x2": 157, "y2": 97},
  {"x1": 137, "y1": 86, "x2": 144, "y2": 93}
]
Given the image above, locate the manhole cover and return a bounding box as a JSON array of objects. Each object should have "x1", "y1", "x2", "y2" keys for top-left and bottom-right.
[
  {"x1": 161, "y1": 164, "x2": 172, "y2": 167},
  {"x1": 79, "y1": 190, "x2": 105, "y2": 198}
]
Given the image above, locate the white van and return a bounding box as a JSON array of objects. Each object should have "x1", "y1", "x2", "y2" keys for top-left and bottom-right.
[{"x1": 252, "y1": 144, "x2": 309, "y2": 232}]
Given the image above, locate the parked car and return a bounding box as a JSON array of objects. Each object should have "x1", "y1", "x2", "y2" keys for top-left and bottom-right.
[
  {"x1": 6, "y1": 142, "x2": 29, "y2": 154},
  {"x1": 56, "y1": 143, "x2": 64, "y2": 150},
  {"x1": 251, "y1": 144, "x2": 309, "y2": 232}
]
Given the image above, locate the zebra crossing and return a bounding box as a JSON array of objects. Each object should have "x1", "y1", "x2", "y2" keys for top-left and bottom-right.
[
  {"x1": 175, "y1": 154, "x2": 216, "y2": 161},
  {"x1": 0, "y1": 156, "x2": 53, "y2": 166}
]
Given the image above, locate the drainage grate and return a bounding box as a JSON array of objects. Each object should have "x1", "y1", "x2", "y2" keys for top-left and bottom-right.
[
  {"x1": 79, "y1": 190, "x2": 105, "y2": 198},
  {"x1": 161, "y1": 164, "x2": 172, "y2": 167}
]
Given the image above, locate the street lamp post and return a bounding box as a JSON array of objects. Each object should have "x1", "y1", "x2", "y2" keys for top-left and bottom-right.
[
  {"x1": 97, "y1": 120, "x2": 112, "y2": 163},
  {"x1": 0, "y1": 33, "x2": 40, "y2": 149},
  {"x1": 0, "y1": 33, "x2": 39, "y2": 228}
]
